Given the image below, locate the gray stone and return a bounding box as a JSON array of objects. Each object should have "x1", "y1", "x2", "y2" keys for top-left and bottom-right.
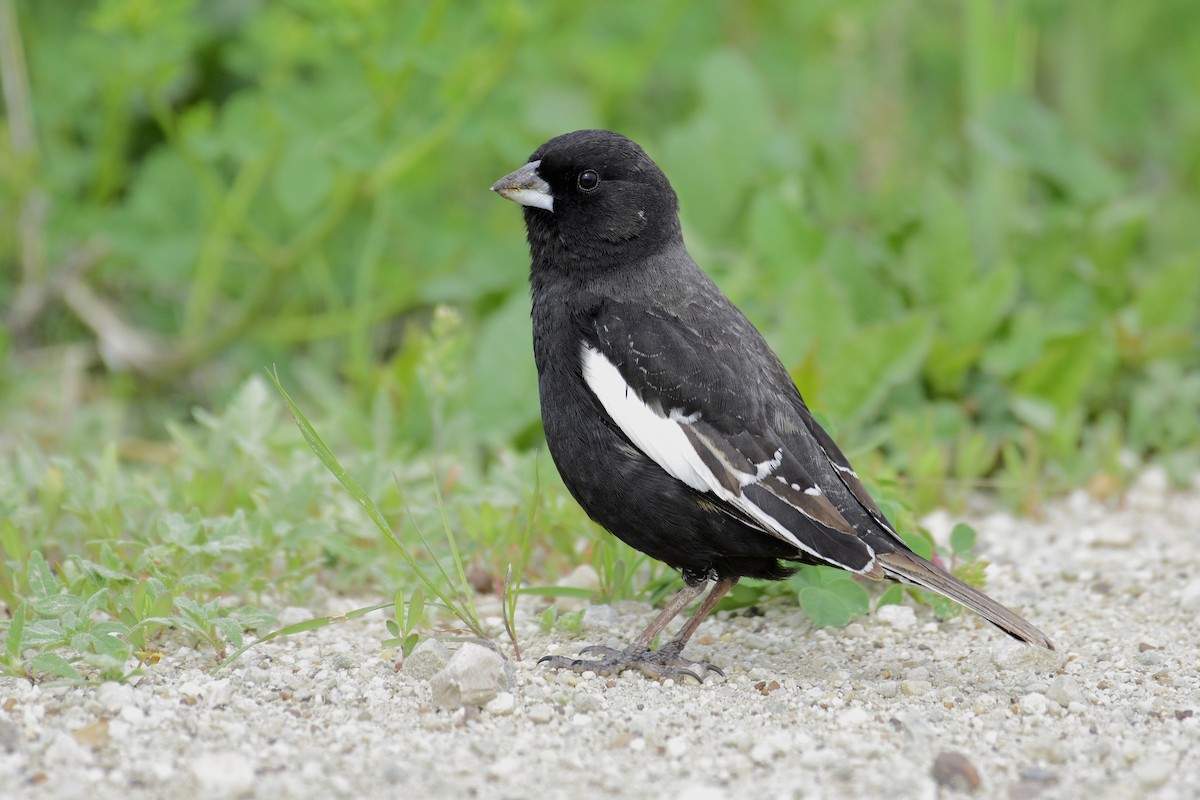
[
  {"x1": 1047, "y1": 676, "x2": 1085, "y2": 708},
  {"x1": 429, "y1": 643, "x2": 507, "y2": 709},
  {"x1": 582, "y1": 604, "x2": 619, "y2": 631},
  {"x1": 403, "y1": 638, "x2": 450, "y2": 681}
]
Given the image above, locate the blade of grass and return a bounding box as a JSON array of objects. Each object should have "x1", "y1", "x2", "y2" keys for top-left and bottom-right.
[
  {"x1": 214, "y1": 601, "x2": 390, "y2": 671},
  {"x1": 501, "y1": 455, "x2": 540, "y2": 658},
  {"x1": 395, "y1": 486, "x2": 484, "y2": 635},
  {"x1": 267, "y1": 367, "x2": 489, "y2": 641}
]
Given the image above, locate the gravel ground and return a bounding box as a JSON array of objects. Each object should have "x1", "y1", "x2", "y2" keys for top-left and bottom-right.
[{"x1": 2, "y1": 468, "x2": 1199, "y2": 800}]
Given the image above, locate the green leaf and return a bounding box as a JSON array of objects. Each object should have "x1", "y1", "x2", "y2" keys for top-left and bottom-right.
[
  {"x1": 950, "y1": 523, "x2": 977, "y2": 558},
  {"x1": 214, "y1": 618, "x2": 245, "y2": 650},
  {"x1": 404, "y1": 588, "x2": 425, "y2": 635},
  {"x1": 876, "y1": 585, "x2": 905, "y2": 608},
  {"x1": 798, "y1": 586, "x2": 852, "y2": 628},
  {"x1": 274, "y1": 142, "x2": 334, "y2": 218},
  {"x1": 520, "y1": 586, "x2": 596, "y2": 599},
  {"x1": 28, "y1": 595, "x2": 81, "y2": 617},
  {"x1": 25, "y1": 551, "x2": 60, "y2": 598},
  {"x1": 717, "y1": 581, "x2": 770, "y2": 610},
  {"x1": 823, "y1": 578, "x2": 870, "y2": 619},
  {"x1": 89, "y1": 631, "x2": 133, "y2": 662},
  {"x1": 6, "y1": 604, "x2": 25, "y2": 661},
  {"x1": 662, "y1": 49, "x2": 774, "y2": 236},
  {"x1": 1014, "y1": 332, "x2": 1103, "y2": 413},
  {"x1": 0, "y1": 518, "x2": 23, "y2": 562},
  {"x1": 467, "y1": 291, "x2": 539, "y2": 442},
  {"x1": 899, "y1": 529, "x2": 935, "y2": 560},
  {"x1": 27, "y1": 653, "x2": 81, "y2": 681},
  {"x1": 218, "y1": 91, "x2": 276, "y2": 160},
  {"x1": 926, "y1": 264, "x2": 1019, "y2": 392},
  {"x1": 816, "y1": 313, "x2": 934, "y2": 425}
]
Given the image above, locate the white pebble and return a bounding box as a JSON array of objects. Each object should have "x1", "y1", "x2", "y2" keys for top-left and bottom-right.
[
  {"x1": 671, "y1": 784, "x2": 728, "y2": 800},
  {"x1": 901, "y1": 680, "x2": 932, "y2": 697},
  {"x1": 94, "y1": 682, "x2": 134, "y2": 713},
  {"x1": 582, "y1": 604, "x2": 619, "y2": 630},
  {"x1": 190, "y1": 751, "x2": 255, "y2": 798},
  {"x1": 484, "y1": 692, "x2": 515, "y2": 716},
  {"x1": 876, "y1": 605, "x2": 916, "y2": 630},
  {"x1": 1135, "y1": 755, "x2": 1175, "y2": 789},
  {"x1": 1179, "y1": 578, "x2": 1200, "y2": 611},
  {"x1": 1020, "y1": 692, "x2": 1049, "y2": 716},
  {"x1": 204, "y1": 678, "x2": 234, "y2": 708},
  {"x1": 1046, "y1": 676, "x2": 1085, "y2": 708},
  {"x1": 429, "y1": 643, "x2": 507, "y2": 709},
  {"x1": 527, "y1": 703, "x2": 555, "y2": 724},
  {"x1": 665, "y1": 737, "x2": 689, "y2": 759},
  {"x1": 487, "y1": 757, "x2": 521, "y2": 779},
  {"x1": 44, "y1": 732, "x2": 94, "y2": 766}
]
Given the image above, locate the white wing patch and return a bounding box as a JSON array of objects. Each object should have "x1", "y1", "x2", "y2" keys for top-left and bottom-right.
[
  {"x1": 581, "y1": 344, "x2": 711, "y2": 493},
  {"x1": 581, "y1": 344, "x2": 874, "y2": 572}
]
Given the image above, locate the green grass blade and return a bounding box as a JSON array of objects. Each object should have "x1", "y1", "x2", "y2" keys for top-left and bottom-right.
[
  {"x1": 215, "y1": 601, "x2": 390, "y2": 671},
  {"x1": 267, "y1": 367, "x2": 488, "y2": 640}
]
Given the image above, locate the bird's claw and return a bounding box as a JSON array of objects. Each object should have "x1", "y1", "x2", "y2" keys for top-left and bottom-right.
[{"x1": 538, "y1": 644, "x2": 723, "y2": 682}]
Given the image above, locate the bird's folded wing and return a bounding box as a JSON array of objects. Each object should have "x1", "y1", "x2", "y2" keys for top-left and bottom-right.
[
  {"x1": 582, "y1": 308, "x2": 879, "y2": 575},
  {"x1": 794, "y1": 399, "x2": 907, "y2": 546}
]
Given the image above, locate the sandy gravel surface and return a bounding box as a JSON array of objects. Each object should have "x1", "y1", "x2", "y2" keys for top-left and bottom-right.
[{"x1": 2, "y1": 468, "x2": 1198, "y2": 799}]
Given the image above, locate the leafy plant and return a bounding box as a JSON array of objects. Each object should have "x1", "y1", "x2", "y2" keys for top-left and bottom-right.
[{"x1": 3, "y1": 1, "x2": 1200, "y2": 677}]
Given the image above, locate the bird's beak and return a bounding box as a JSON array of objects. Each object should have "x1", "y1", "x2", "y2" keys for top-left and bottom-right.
[{"x1": 491, "y1": 160, "x2": 554, "y2": 212}]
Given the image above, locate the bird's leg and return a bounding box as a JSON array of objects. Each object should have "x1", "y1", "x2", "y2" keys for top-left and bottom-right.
[
  {"x1": 650, "y1": 576, "x2": 736, "y2": 663},
  {"x1": 539, "y1": 577, "x2": 737, "y2": 681}
]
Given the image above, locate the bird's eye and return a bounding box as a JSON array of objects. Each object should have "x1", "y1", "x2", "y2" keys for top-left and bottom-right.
[{"x1": 577, "y1": 169, "x2": 600, "y2": 191}]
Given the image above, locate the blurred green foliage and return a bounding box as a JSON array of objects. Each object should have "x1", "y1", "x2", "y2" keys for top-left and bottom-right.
[
  {"x1": 5, "y1": 0, "x2": 1197, "y2": 482},
  {"x1": 2, "y1": 0, "x2": 1200, "y2": 674}
]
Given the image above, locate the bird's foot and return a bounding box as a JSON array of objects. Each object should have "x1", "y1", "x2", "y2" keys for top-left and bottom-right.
[{"x1": 538, "y1": 642, "x2": 724, "y2": 682}]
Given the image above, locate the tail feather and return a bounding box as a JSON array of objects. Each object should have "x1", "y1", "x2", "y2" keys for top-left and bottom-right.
[{"x1": 877, "y1": 550, "x2": 1055, "y2": 650}]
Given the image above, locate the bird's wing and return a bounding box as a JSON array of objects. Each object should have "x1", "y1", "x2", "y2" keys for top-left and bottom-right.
[
  {"x1": 793, "y1": 397, "x2": 908, "y2": 548},
  {"x1": 583, "y1": 303, "x2": 881, "y2": 576}
]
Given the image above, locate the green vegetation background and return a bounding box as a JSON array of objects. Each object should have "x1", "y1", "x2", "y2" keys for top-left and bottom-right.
[{"x1": 1, "y1": 1, "x2": 1198, "y2": 679}]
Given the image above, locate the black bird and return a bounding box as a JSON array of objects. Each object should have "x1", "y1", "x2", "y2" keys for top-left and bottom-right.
[{"x1": 492, "y1": 130, "x2": 1054, "y2": 680}]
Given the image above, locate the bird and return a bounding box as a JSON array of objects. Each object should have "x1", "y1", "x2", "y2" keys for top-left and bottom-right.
[{"x1": 491, "y1": 129, "x2": 1054, "y2": 680}]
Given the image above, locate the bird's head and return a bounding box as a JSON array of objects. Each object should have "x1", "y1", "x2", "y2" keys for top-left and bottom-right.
[{"x1": 492, "y1": 129, "x2": 681, "y2": 276}]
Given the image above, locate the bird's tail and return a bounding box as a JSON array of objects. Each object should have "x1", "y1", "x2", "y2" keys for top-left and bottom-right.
[{"x1": 876, "y1": 549, "x2": 1055, "y2": 650}]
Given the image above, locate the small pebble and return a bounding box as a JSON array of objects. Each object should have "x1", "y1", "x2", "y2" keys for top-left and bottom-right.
[
  {"x1": 527, "y1": 703, "x2": 555, "y2": 724},
  {"x1": 582, "y1": 605, "x2": 620, "y2": 631},
  {"x1": 1180, "y1": 578, "x2": 1200, "y2": 611},
  {"x1": 1135, "y1": 755, "x2": 1175, "y2": 789},
  {"x1": 488, "y1": 757, "x2": 521, "y2": 780},
  {"x1": 429, "y1": 643, "x2": 507, "y2": 709},
  {"x1": 1046, "y1": 676, "x2": 1085, "y2": 708},
  {"x1": 1020, "y1": 693, "x2": 1049, "y2": 716},
  {"x1": 901, "y1": 680, "x2": 932, "y2": 697},
  {"x1": 404, "y1": 640, "x2": 450, "y2": 681},
  {"x1": 484, "y1": 692, "x2": 515, "y2": 716},
  {"x1": 876, "y1": 605, "x2": 916, "y2": 630},
  {"x1": 932, "y1": 751, "x2": 981, "y2": 792},
  {"x1": 190, "y1": 751, "x2": 255, "y2": 798}
]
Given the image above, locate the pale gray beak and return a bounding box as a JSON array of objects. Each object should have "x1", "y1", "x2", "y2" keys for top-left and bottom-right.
[{"x1": 491, "y1": 160, "x2": 554, "y2": 212}]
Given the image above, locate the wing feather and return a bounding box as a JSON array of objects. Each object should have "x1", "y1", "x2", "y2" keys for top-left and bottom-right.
[{"x1": 582, "y1": 343, "x2": 878, "y2": 574}]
